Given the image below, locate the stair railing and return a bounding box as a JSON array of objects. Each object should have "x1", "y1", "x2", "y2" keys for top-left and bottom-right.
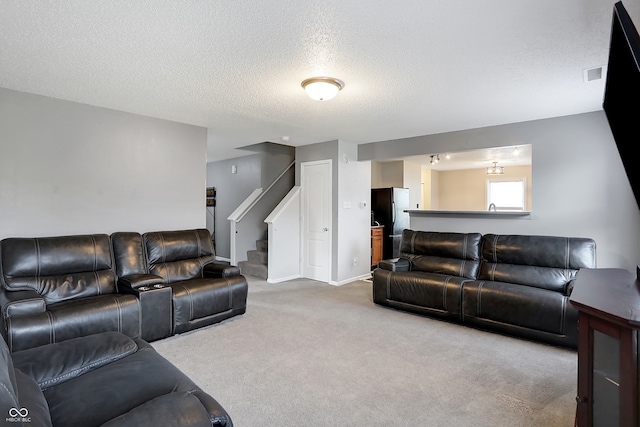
[{"x1": 227, "y1": 161, "x2": 295, "y2": 265}]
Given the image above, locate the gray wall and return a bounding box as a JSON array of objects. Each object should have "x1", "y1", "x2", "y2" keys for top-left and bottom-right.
[
  {"x1": 0, "y1": 88, "x2": 207, "y2": 238},
  {"x1": 206, "y1": 155, "x2": 262, "y2": 259},
  {"x1": 206, "y1": 145, "x2": 294, "y2": 259},
  {"x1": 359, "y1": 111, "x2": 640, "y2": 271}
]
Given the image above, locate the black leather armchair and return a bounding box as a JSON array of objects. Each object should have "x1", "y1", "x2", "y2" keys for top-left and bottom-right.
[
  {"x1": 141, "y1": 229, "x2": 248, "y2": 335},
  {"x1": 110, "y1": 229, "x2": 248, "y2": 337},
  {"x1": 0, "y1": 235, "x2": 140, "y2": 352}
]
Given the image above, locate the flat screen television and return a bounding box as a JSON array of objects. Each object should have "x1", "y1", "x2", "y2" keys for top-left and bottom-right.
[{"x1": 603, "y1": 1, "x2": 640, "y2": 210}]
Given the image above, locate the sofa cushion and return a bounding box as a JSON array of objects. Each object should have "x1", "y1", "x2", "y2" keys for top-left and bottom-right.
[
  {"x1": 170, "y1": 275, "x2": 248, "y2": 335},
  {"x1": 400, "y1": 230, "x2": 482, "y2": 279},
  {"x1": 42, "y1": 338, "x2": 231, "y2": 427},
  {"x1": 144, "y1": 229, "x2": 215, "y2": 283},
  {"x1": 462, "y1": 280, "x2": 572, "y2": 335},
  {"x1": 479, "y1": 234, "x2": 596, "y2": 292},
  {"x1": 171, "y1": 278, "x2": 233, "y2": 324},
  {"x1": 1, "y1": 234, "x2": 116, "y2": 304},
  {"x1": 373, "y1": 269, "x2": 469, "y2": 318},
  {"x1": 12, "y1": 332, "x2": 138, "y2": 390}
]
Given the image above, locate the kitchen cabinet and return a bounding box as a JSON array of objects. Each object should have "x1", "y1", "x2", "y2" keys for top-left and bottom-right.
[{"x1": 371, "y1": 226, "x2": 384, "y2": 267}]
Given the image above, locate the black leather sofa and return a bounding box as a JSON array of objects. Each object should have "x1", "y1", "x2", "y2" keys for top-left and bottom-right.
[
  {"x1": 113, "y1": 229, "x2": 248, "y2": 338},
  {"x1": 0, "y1": 229, "x2": 248, "y2": 352},
  {"x1": 0, "y1": 331, "x2": 233, "y2": 426},
  {"x1": 373, "y1": 230, "x2": 597, "y2": 348}
]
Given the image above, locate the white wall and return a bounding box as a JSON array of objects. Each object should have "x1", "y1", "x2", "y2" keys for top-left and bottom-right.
[
  {"x1": 296, "y1": 140, "x2": 372, "y2": 285},
  {"x1": 359, "y1": 112, "x2": 640, "y2": 271},
  {"x1": 265, "y1": 187, "x2": 301, "y2": 283},
  {"x1": 0, "y1": 88, "x2": 207, "y2": 238},
  {"x1": 336, "y1": 140, "x2": 372, "y2": 284}
]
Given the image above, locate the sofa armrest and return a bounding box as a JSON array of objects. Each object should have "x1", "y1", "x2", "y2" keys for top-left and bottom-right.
[
  {"x1": 11, "y1": 331, "x2": 138, "y2": 390},
  {"x1": 99, "y1": 390, "x2": 233, "y2": 427},
  {"x1": 203, "y1": 261, "x2": 241, "y2": 278},
  {"x1": 0, "y1": 289, "x2": 46, "y2": 318},
  {"x1": 191, "y1": 389, "x2": 235, "y2": 426},
  {"x1": 119, "y1": 277, "x2": 173, "y2": 342},
  {"x1": 378, "y1": 258, "x2": 410, "y2": 272},
  {"x1": 118, "y1": 274, "x2": 164, "y2": 291}
]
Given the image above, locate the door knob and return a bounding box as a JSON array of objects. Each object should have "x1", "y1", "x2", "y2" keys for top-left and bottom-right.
[{"x1": 323, "y1": 227, "x2": 328, "y2": 231}]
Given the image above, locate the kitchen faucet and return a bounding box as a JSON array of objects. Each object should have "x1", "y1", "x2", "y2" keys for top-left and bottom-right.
[{"x1": 488, "y1": 203, "x2": 496, "y2": 211}]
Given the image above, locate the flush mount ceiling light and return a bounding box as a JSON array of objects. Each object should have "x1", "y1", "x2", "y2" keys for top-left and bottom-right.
[
  {"x1": 301, "y1": 77, "x2": 344, "y2": 101},
  {"x1": 487, "y1": 162, "x2": 504, "y2": 175}
]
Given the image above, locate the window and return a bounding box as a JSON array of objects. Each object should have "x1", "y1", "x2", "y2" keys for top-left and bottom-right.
[{"x1": 487, "y1": 179, "x2": 525, "y2": 211}]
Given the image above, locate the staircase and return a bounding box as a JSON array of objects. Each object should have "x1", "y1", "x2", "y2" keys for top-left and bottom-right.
[{"x1": 238, "y1": 238, "x2": 268, "y2": 279}]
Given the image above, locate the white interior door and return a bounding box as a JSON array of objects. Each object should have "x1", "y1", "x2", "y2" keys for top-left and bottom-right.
[{"x1": 301, "y1": 160, "x2": 331, "y2": 282}]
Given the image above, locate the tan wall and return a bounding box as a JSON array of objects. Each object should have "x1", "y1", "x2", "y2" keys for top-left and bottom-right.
[
  {"x1": 372, "y1": 161, "x2": 403, "y2": 188},
  {"x1": 403, "y1": 161, "x2": 422, "y2": 209},
  {"x1": 431, "y1": 165, "x2": 532, "y2": 211},
  {"x1": 372, "y1": 160, "x2": 422, "y2": 209}
]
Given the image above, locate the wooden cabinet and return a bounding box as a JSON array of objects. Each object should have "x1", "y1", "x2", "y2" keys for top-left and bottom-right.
[
  {"x1": 371, "y1": 227, "x2": 383, "y2": 267},
  {"x1": 570, "y1": 268, "x2": 640, "y2": 427}
]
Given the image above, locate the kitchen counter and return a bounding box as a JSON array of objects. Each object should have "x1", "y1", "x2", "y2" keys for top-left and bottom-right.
[{"x1": 406, "y1": 210, "x2": 531, "y2": 218}]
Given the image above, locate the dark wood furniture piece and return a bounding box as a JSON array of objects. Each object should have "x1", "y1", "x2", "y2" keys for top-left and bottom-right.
[
  {"x1": 570, "y1": 267, "x2": 640, "y2": 427},
  {"x1": 371, "y1": 226, "x2": 384, "y2": 267}
]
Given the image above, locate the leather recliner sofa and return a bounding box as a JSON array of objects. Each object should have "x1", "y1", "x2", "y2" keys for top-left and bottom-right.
[
  {"x1": 0, "y1": 234, "x2": 141, "y2": 352},
  {"x1": 0, "y1": 331, "x2": 233, "y2": 426},
  {"x1": 372, "y1": 229, "x2": 597, "y2": 348},
  {"x1": 0, "y1": 229, "x2": 248, "y2": 352},
  {"x1": 112, "y1": 229, "x2": 248, "y2": 338}
]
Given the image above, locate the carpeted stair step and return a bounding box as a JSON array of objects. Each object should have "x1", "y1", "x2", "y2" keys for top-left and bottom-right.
[
  {"x1": 256, "y1": 239, "x2": 268, "y2": 252},
  {"x1": 247, "y1": 249, "x2": 268, "y2": 265},
  {"x1": 238, "y1": 260, "x2": 268, "y2": 279}
]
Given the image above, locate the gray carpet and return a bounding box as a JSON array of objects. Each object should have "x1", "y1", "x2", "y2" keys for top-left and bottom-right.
[{"x1": 151, "y1": 276, "x2": 577, "y2": 427}]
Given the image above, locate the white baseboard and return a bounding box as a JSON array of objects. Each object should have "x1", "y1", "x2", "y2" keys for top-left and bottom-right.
[
  {"x1": 328, "y1": 273, "x2": 372, "y2": 286},
  {"x1": 267, "y1": 274, "x2": 302, "y2": 284}
]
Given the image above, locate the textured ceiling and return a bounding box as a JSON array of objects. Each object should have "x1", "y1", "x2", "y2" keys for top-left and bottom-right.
[{"x1": 0, "y1": 0, "x2": 634, "y2": 163}]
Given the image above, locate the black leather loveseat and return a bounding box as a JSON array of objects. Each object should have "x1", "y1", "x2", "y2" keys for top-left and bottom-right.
[
  {"x1": 0, "y1": 229, "x2": 248, "y2": 352},
  {"x1": 372, "y1": 230, "x2": 596, "y2": 348},
  {"x1": 0, "y1": 331, "x2": 233, "y2": 426}
]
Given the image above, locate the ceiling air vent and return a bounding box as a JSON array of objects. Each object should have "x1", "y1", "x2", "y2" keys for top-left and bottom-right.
[{"x1": 583, "y1": 66, "x2": 603, "y2": 82}]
